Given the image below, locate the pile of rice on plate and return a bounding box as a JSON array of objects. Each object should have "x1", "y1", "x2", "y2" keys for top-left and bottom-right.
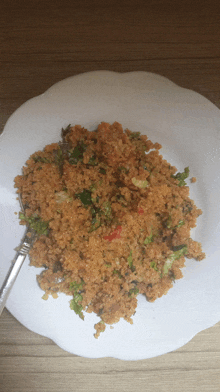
[{"x1": 14, "y1": 122, "x2": 205, "y2": 338}]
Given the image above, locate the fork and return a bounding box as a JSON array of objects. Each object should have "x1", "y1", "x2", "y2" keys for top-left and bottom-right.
[{"x1": 0, "y1": 196, "x2": 36, "y2": 316}]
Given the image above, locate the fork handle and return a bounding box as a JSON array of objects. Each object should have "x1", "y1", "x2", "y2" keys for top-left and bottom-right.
[{"x1": 0, "y1": 251, "x2": 28, "y2": 316}]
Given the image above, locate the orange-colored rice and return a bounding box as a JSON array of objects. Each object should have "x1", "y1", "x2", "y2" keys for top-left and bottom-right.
[{"x1": 14, "y1": 122, "x2": 205, "y2": 338}]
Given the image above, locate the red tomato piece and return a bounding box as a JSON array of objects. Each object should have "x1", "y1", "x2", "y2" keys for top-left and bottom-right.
[
  {"x1": 103, "y1": 225, "x2": 122, "y2": 242},
  {"x1": 138, "y1": 207, "x2": 144, "y2": 215}
]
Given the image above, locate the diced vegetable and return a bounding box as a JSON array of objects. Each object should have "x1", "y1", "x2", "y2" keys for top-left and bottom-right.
[
  {"x1": 138, "y1": 207, "x2": 144, "y2": 215},
  {"x1": 132, "y1": 177, "x2": 149, "y2": 188},
  {"x1": 55, "y1": 191, "x2": 72, "y2": 204},
  {"x1": 103, "y1": 226, "x2": 122, "y2": 242}
]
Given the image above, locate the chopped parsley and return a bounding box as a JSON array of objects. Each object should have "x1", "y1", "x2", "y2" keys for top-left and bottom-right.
[
  {"x1": 88, "y1": 155, "x2": 97, "y2": 166},
  {"x1": 166, "y1": 216, "x2": 185, "y2": 230},
  {"x1": 89, "y1": 183, "x2": 97, "y2": 193},
  {"x1": 177, "y1": 220, "x2": 185, "y2": 228},
  {"x1": 33, "y1": 156, "x2": 51, "y2": 164},
  {"x1": 69, "y1": 280, "x2": 84, "y2": 292},
  {"x1": 99, "y1": 167, "x2": 106, "y2": 175},
  {"x1": 128, "y1": 287, "x2": 139, "y2": 297},
  {"x1": 54, "y1": 148, "x2": 64, "y2": 175},
  {"x1": 150, "y1": 261, "x2": 158, "y2": 271},
  {"x1": 113, "y1": 269, "x2": 122, "y2": 278},
  {"x1": 70, "y1": 297, "x2": 84, "y2": 319},
  {"x1": 89, "y1": 206, "x2": 102, "y2": 232},
  {"x1": 61, "y1": 124, "x2": 71, "y2": 134},
  {"x1": 69, "y1": 141, "x2": 87, "y2": 165},
  {"x1": 89, "y1": 216, "x2": 101, "y2": 232},
  {"x1": 182, "y1": 200, "x2": 193, "y2": 214},
  {"x1": 102, "y1": 201, "x2": 112, "y2": 221},
  {"x1": 75, "y1": 189, "x2": 113, "y2": 231},
  {"x1": 75, "y1": 189, "x2": 93, "y2": 206},
  {"x1": 69, "y1": 280, "x2": 85, "y2": 320},
  {"x1": 144, "y1": 231, "x2": 153, "y2": 245},
  {"x1": 128, "y1": 131, "x2": 140, "y2": 140},
  {"x1": 163, "y1": 245, "x2": 187, "y2": 275},
  {"x1": 166, "y1": 215, "x2": 172, "y2": 229},
  {"x1": 172, "y1": 167, "x2": 189, "y2": 186},
  {"x1": 19, "y1": 213, "x2": 50, "y2": 236},
  {"x1": 127, "y1": 251, "x2": 133, "y2": 268}
]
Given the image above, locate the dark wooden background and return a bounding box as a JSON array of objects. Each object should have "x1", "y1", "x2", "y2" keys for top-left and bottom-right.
[{"x1": 1, "y1": 1, "x2": 220, "y2": 391}]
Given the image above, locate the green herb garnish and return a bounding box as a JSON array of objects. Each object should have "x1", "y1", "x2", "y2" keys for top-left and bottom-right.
[
  {"x1": 19, "y1": 213, "x2": 50, "y2": 236},
  {"x1": 172, "y1": 167, "x2": 189, "y2": 186},
  {"x1": 54, "y1": 147, "x2": 64, "y2": 175},
  {"x1": 89, "y1": 183, "x2": 97, "y2": 193},
  {"x1": 150, "y1": 261, "x2": 158, "y2": 271},
  {"x1": 182, "y1": 200, "x2": 193, "y2": 214},
  {"x1": 166, "y1": 216, "x2": 185, "y2": 230},
  {"x1": 88, "y1": 155, "x2": 97, "y2": 166},
  {"x1": 69, "y1": 280, "x2": 85, "y2": 320},
  {"x1": 54, "y1": 148, "x2": 63, "y2": 163},
  {"x1": 177, "y1": 220, "x2": 185, "y2": 228},
  {"x1": 62, "y1": 124, "x2": 71, "y2": 134},
  {"x1": 69, "y1": 280, "x2": 84, "y2": 292},
  {"x1": 166, "y1": 215, "x2": 172, "y2": 229},
  {"x1": 127, "y1": 251, "x2": 133, "y2": 268},
  {"x1": 144, "y1": 231, "x2": 154, "y2": 245},
  {"x1": 128, "y1": 131, "x2": 140, "y2": 140},
  {"x1": 99, "y1": 167, "x2": 106, "y2": 175},
  {"x1": 89, "y1": 206, "x2": 102, "y2": 232},
  {"x1": 163, "y1": 245, "x2": 187, "y2": 275},
  {"x1": 89, "y1": 217, "x2": 101, "y2": 232},
  {"x1": 75, "y1": 189, "x2": 93, "y2": 206},
  {"x1": 113, "y1": 269, "x2": 122, "y2": 278},
  {"x1": 128, "y1": 287, "x2": 139, "y2": 297},
  {"x1": 69, "y1": 141, "x2": 87, "y2": 165},
  {"x1": 102, "y1": 201, "x2": 112, "y2": 220},
  {"x1": 33, "y1": 156, "x2": 51, "y2": 164},
  {"x1": 70, "y1": 297, "x2": 84, "y2": 319}
]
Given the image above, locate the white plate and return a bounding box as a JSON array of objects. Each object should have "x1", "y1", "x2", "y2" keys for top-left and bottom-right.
[{"x1": 1, "y1": 71, "x2": 220, "y2": 360}]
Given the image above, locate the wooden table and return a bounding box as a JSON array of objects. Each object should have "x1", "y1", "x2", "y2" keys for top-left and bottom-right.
[{"x1": 1, "y1": 1, "x2": 220, "y2": 391}]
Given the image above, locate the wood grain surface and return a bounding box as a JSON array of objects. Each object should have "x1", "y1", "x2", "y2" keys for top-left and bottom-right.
[{"x1": 1, "y1": 1, "x2": 220, "y2": 391}]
